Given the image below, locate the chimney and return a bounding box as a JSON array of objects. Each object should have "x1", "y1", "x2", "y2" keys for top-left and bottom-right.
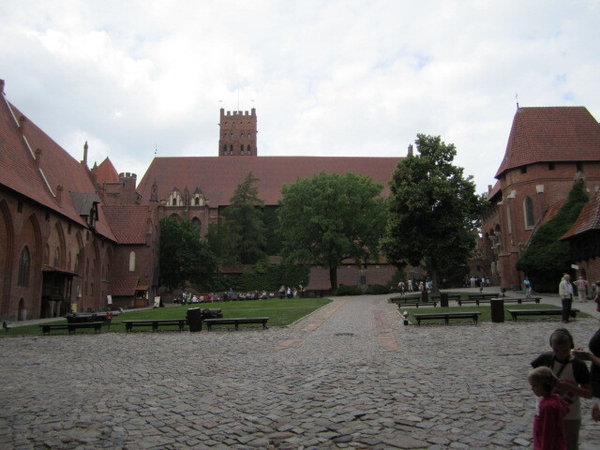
[
  {"x1": 56, "y1": 185, "x2": 63, "y2": 206},
  {"x1": 82, "y1": 141, "x2": 88, "y2": 166},
  {"x1": 0, "y1": 79, "x2": 5, "y2": 95},
  {"x1": 407, "y1": 144, "x2": 413, "y2": 157},
  {"x1": 35, "y1": 148, "x2": 42, "y2": 167},
  {"x1": 18, "y1": 116, "x2": 26, "y2": 135}
]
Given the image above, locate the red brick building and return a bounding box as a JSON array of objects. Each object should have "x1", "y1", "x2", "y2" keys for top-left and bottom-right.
[
  {"x1": 481, "y1": 106, "x2": 600, "y2": 290},
  {"x1": 137, "y1": 108, "x2": 405, "y2": 291},
  {"x1": 0, "y1": 80, "x2": 160, "y2": 321}
]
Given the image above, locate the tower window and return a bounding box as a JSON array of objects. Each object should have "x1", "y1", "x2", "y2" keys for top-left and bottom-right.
[
  {"x1": 18, "y1": 247, "x2": 30, "y2": 287},
  {"x1": 524, "y1": 197, "x2": 535, "y2": 228}
]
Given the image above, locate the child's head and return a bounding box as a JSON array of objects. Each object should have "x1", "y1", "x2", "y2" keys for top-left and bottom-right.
[
  {"x1": 549, "y1": 328, "x2": 574, "y2": 359},
  {"x1": 528, "y1": 366, "x2": 558, "y2": 397}
]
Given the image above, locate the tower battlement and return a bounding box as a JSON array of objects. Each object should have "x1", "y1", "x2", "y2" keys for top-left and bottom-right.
[{"x1": 218, "y1": 108, "x2": 257, "y2": 156}]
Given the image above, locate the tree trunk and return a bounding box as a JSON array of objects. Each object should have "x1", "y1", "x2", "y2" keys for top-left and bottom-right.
[{"x1": 329, "y1": 266, "x2": 338, "y2": 291}]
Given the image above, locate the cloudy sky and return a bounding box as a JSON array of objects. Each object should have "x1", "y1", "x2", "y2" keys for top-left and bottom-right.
[{"x1": 1, "y1": 0, "x2": 599, "y2": 193}]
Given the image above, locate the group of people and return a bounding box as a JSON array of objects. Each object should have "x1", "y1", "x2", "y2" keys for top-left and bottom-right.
[
  {"x1": 528, "y1": 327, "x2": 600, "y2": 449},
  {"x1": 559, "y1": 275, "x2": 600, "y2": 324},
  {"x1": 277, "y1": 285, "x2": 304, "y2": 299},
  {"x1": 396, "y1": 278, "x2": 433, "y2": 296}
]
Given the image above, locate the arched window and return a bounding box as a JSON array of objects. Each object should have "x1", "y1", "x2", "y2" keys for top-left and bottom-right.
[
  {"x1": 240, "y1": 144, "x2": 244, "y2": 155},
  {"x1": 53, "y1": 248, "x2": 60, "y2": 267},
  {"x1": 18, "y1": 247, "x2": 30, "y2": 287},
  {"x1": 247, "y1": 144, "x2": 251, "y2": 155},
  {"x1": 524, "y1": 197, "x2": 535, "y2": 228},
  {"x1": 74, "y1": 252, "x2": 80, "y2": 273},
  {"x1": 129, "y1": 251, "x2": 136, "y2": 272}
]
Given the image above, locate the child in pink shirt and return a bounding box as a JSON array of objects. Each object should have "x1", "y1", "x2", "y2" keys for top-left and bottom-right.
[{"x1": 528, "y1": 366, "x2": 569, "y2": 450}]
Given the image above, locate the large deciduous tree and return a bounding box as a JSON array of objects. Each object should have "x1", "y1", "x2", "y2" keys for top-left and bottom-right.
[
  {"x1": 220, "y1": 172, "x2": 267, "y2": 265},
  {"x1": 382, "y1": 134, "x2": 486, "y2": 293},
  {"x1": 278, "y1": 171, "x2": 386, "y2": 290},
  {"x1": 159, "y1": 216, "x2": 218, "y2": 292}
]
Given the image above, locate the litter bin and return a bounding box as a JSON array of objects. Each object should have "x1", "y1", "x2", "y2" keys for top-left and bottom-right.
[
  {"x1": 187, "y1": 307, "x2": 202, "y2": 332},
  {"x1": 440, "y1": 293, "x2": 449, "y2": 308},
  {"x1": 490, "y1": 298, "x2": 504, "y2": 323}
]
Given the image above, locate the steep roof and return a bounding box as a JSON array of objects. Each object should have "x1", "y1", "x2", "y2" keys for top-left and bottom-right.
[
  {"x1": 95, "y1": 157, "x2": 120, "y2": 185},
  {"x1": 137, "y1": 156, "x2": 402, "y2": 207},
  {"x1": 495, "y1": 106, "x2": 600, "y2": 178},
  {"x1": 102, "y1": 205, "x2": 152, "y2": 244},
  {"x1": 0, "y1": 88, "x2": 115, "y2": 241},
  {"x1": 561, "y1": 192, "x2": 600, "y2": 241}
]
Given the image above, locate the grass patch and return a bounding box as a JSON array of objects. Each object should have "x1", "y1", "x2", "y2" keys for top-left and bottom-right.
[
  {"x1": 401, "y1": 303, "x2": 589, "y2": 325},
  {"x1": 2, "y1": 297, "x2": 332, "y2": 336}
]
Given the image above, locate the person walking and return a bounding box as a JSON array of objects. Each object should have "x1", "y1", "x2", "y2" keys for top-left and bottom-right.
[
  {"x1": 574, "y1": 276, "x2": 588, "y2": 302},
  {"x1": 524, "y1": 277, "x2": 532, "y2": 298},
  {"x1": 559, "y1": 274, "x2": 574, "y2": 323}
]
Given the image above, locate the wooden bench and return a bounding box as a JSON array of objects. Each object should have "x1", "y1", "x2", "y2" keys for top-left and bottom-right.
[
  {"x1": 203, "y1": 317, "x2": 269, "y2": 331},
  {"x1": 123, "y1": 319, "x2": 187, "y2": 332},
  {"x1": 507, "y1": 309, "x2": 580, "y2": 321},
  {"x1": 468, "y1": 293, "x2": 501, "y2": 300},
  {"x1": 40, "y1": 321, "x2": 104, "y2": 335},
  {"x1": 430, "y1": 293, "x2": 461, "y2": 301},
  {"x1": 458, "y1": 296, "x2": 542, "y2": 306},
  {"x1": 397, "y1": 301, "x2": 438, "y2": 308},
  {"x1": 389, "y1": 296, "x2": 421, "y2": 304},
  {"x1": 412, "y1": 312, "x2": 481, "y2": 326}
]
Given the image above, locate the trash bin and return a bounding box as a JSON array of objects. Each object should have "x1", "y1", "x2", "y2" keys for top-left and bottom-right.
[
  {"x1": 187, "y1": 307, "x2": 202, "y2": 332},
  {"x1": 490, "y1": 298, "x2": 505, "y2": 323},
  {"x1": 421, "y1": 290, "x2": 428, "y2": 303},
  {"x1": 440, "y1": 293, "x2": 449, "y2": 308}
]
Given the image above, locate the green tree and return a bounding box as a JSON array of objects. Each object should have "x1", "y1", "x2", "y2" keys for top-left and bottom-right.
[
  {"x1": 220, "y1": 172, "x2": 267, "y2": 265},
  {"x1": 382, "y1": 134, "x2": 486, "y2": 294},
  {"x1": 159, "y1": 216, "x2": 219, "y2": 291},
  {"x1": 516, "y1": 181, "x2": 588, "y2": 292},
  {"x1": 278, "y1": 171, "x2": 386, "y2": 290}
]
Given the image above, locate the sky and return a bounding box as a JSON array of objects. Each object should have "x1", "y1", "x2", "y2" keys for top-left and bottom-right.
[{"x1": 1, "y1": 0, "x2": 599, "y2": 194}]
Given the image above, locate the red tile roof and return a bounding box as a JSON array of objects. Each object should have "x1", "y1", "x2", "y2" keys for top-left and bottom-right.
[
  {"x1": 561, "y1": 192, "x2": 600, "y2": 240},
  {"x1": 111, "y1": 276, "x2": 140, "y2": 296},
  {"x1": 102, "y1": 205, "x2": 152, "y2": 244},
  {"x1": 495, "y1": 107, "x2": 600, "y2": 178},
  {"x1": 137, "y1": 156, "x2": 402, "y2": 206},
  {"x1": 95, "y1": 157, "x2": 120, "y2": 185},
  {"x1": 0, "y1": 93, "x2": 115, "y2": 241}
]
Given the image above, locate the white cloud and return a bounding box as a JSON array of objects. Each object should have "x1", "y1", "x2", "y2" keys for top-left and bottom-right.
[{"x1": 1, "y1": 0, "x2": 599, "y2": 194}]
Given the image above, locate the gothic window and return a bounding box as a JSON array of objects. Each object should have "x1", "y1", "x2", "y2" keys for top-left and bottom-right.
[
  {"x1": 18, "y1": 246, "x2": 30, "y2": 287},
  {"x1": 172, "y1": 197, "x2": 177, "y2": 206},
  {"x1": 247, "y1": 145, "x2": 251, "y2": 155},
  {"x1": 524, "y1": 197, "x2": 535, "y2": 228},
  {"x1": 240, "y1": 144, "x2": 244, "y2": 155},
  {"x1": 74, "y1": 252, "x2": 80, "y2": 273},
  {"x1": 129, "y1": 251, "x2": 136, "y2": 272},
  {"x1": 53, "y1": 248, "x2": 59, "y2": 267},
  {"x1": 195, "y1": 197, "x2": 200, "y2": 206},
  {"x1": 230, "y1": 145, "x2": 233, "y2": 155},
  {"x1": 44, "y1": 244, "x2": 50, "y2": 265}
]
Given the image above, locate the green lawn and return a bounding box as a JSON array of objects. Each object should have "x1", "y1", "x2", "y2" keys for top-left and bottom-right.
[
  {"x1": 401, "y1": 303, "x2": 589, "y2": 324},
  {"x1": 2, "y1": 297, "x2": 332, "y2": 336}
]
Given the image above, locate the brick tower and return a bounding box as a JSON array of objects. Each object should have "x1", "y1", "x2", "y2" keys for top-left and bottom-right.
[{"x1": 218, "y1": 108, "x2": 257, "y2": 156}]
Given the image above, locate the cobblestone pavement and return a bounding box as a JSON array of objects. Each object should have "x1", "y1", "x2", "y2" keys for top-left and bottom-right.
[{"x1": 2, "y1": 290, "x2": 600, "y2": 449}]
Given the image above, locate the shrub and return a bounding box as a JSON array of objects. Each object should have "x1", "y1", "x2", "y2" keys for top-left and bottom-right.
[
  {"x1": 335, "y1": 285, "x2": 363, "y2": 296},
  {"x1": 366, "y1": 284, "x2": 390, "y2": 294}
]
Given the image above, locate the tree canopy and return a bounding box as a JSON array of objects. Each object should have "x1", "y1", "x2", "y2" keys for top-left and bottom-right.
[
  {"x1": 219, "y1": 172, "x2": 267, "y2": 265},
  {"x1": 516, "y1": 180, "x2": 588, "y2": 292},
  {"x1": 278, "y1": 171, "x2": 386, "y2": 290},
  {"x1": 382, "y1": 134, "x2": 486, "y2": 292},
  {"x1": 159, "y1": 216, "x2": 219, "y2": 292}
]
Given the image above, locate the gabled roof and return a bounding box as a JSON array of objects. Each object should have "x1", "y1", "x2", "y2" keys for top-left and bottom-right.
[
  {"x1": 561, "y1": 192, "x2": 600, "y2": 241},
  {"x1": 95, "y1": 157, "x2": 120, "y2": 185},
  {"x1": 102, "y1": 205, "x2": 151, "y2": 244},
  {"x1": 137, "y1": 156, "x2": 402, "y2": 207},
  {"x1": 495, "y1": 107, "x2": 600, "y2": 178},
  {"x1": 0, "y1": 88, "x2": 115, "y2": 241}
]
